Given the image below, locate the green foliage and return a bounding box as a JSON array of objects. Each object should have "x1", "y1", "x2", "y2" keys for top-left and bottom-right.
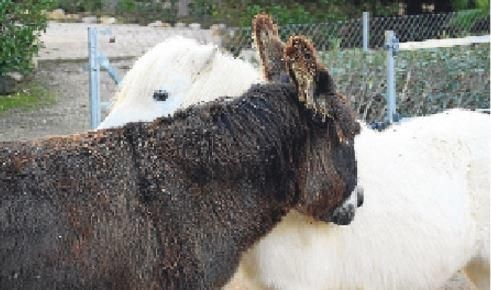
[
  {"x1": 476, "y1": 0, "x2": 490, "y2": 14},
  {"x1": 450, "y1": 0, "x2": 489, "y2": 13},
  {"x1": 116, "y1": 0, "x2": 137, "y2": 14},
  {"x1": 115, "y1": 0, "x2": 178, "y2": 24},
  {"x1": 240, "y1": 3, "x2": 313, "y2": 26},
  {"x1": 53, "y1": 0, "x2": 101, "y2": 13},
  {"x1": 447, "y1": 9, "x2": 489, "y2": 36},
  {"x1": 82, "y1": 0, "x2": 399, "y2": 27},
  {"x1": 0, "y1": 0, "x2": 54, "y2": 77},
  {"x1": 189, "y1": 0, "x2": 217, "y2": 18},
  {"x1": 451, "y1": 0, "x2": 472, "y2": 10}
]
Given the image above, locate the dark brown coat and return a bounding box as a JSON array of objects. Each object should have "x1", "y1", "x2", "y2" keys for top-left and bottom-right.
[{"x1": 0, "y1": 42, "x2": 359, "y2": 290}]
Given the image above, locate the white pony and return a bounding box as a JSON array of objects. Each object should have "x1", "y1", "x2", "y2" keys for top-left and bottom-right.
[{"x1": 99, "y1": 36, "x2": 490, "y2": 290}]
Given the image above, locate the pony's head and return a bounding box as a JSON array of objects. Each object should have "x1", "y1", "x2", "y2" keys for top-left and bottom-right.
[{"x1": 99, "y1": 36, "x2": 260, "y2": 129}]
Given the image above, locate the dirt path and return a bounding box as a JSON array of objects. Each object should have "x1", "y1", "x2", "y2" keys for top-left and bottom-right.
[
  {"x1": 0, "y1": 59, "x2": 132, "y2": 141},
  {"x1": 38, "y1": 22, "x2": 217, "y2": 60}
]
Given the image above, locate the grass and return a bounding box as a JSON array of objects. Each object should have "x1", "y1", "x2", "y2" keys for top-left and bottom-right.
[{"x1": 0, "y1": 83, "x2": 56, "y2": 114}]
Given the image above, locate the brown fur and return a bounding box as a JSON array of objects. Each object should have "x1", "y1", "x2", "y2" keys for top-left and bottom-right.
[
  {"x1": 0, "y1": 41, "x2": 359, "y2": 289},
  {"x1": 252, "y1": 13, "x2": 286, "y2": 82}
]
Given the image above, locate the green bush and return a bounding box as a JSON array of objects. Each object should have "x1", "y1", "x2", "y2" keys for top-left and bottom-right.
[
  {"x1": 53, "y1": 0, "x2": 101, "y2": 14},
  {"x1": 476, "y1": 0, "x2": 490, "y2": 13},
  {"x1": 115, "y1": 0, "x2": 178, "y2": 25},
  {"x1": 240, "y1": 3, "x2": 313, "y2": 26},
  {"x1": 0, "y1": 0, "x2": 54, "y2": 77}
]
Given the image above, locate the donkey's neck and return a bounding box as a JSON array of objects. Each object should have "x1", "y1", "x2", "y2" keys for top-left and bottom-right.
[
  {"x1": 125, "y1": 83, "x2": 309, "y2": 286},
  {"x1": 131, "y1": 83, "x2": 306, "y2": 194}
]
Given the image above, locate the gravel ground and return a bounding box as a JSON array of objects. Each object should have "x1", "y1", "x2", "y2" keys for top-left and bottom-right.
[
  {"x1": 0, "y1": 59, "x2": 133, "y2": 142},
  {"x1": 0, "y1": 22, "x2": 477, "y2": 290}
]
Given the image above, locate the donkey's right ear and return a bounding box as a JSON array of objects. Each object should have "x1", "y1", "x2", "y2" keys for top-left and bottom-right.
[
  {"x1": 284, "y1": 36, "x2": 320, "y2": 108},
  {"x1": 252, "y1": 13, "x2": 287, "y2": 83}
]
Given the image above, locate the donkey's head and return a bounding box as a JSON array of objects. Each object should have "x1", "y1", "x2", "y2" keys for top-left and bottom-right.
[{"x1": 285, "y1": 36, "x2": 360, "y2": 222}]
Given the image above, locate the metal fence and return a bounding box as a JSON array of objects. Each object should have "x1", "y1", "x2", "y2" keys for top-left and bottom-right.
[
  {"x1": 321, "y1": 34, "x2": 489, "y2": 126},
  {"x1": 88, "y1": 11, "x2": 490, "y2": 128},
  {"x1": 221, "y1": 13, "x2": 490, "y2": 127},
  {"x1": 222, "y1": 10, "x2": 490, "y2": 55}
]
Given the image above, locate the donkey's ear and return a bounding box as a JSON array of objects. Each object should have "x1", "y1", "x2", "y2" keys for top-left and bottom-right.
[
  {"x1": 252, "y1": 13, "x2": 279, "y2": 39},
  {"x1": 252, "y1": 13, "x2": 286, "y2": 82},
  {"x1": 285, "y1": 36, "x2": 361, "y2": 138},
  {"x1": 284, "y1": 36, "x2": 320, "y2": 109}
]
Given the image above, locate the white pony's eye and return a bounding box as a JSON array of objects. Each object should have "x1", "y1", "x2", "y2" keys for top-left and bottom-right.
[{"x1": 153, "y1": 90, "x2": 169, "y2": 101}]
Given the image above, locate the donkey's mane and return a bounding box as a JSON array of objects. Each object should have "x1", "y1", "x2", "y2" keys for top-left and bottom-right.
[{"x1": 123, "y1": 83, "x2": 307, "y2": 185}]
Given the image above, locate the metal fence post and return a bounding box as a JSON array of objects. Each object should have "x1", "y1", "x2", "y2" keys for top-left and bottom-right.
[
  {"x1": 384, "y1": 30, "x2": 399, "y2": 124},
  {"x1": 88, "y1": 27, "x2": 100, "y2": 129},
  {"x1": 362, "y1": 12, "x2": 369, "y2": 52}
]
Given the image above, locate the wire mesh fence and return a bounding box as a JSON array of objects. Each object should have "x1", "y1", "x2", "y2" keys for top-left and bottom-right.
[
  {"x1": 223, "y1": 11, "x2": 490, "y2": 55},
  {"x1": 322, "y1": 41, "x2": 489, "y2": 124},
  {"x1": 370, "y1": 11, "x2": 490, "y2": 47}
]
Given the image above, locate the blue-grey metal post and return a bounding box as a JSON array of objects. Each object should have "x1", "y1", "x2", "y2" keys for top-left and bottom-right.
[
  {"x1": 99, "y1": 53, "x2": 122, "y2": 85},
  {"x1": 362, "y1": 12, "x2": 369, "y2": 52},
  {"x1": 88, "y1": 27, "x2": 100, "y2": 129},
  {"x1": 384, "y1": 30, "x2": 399, "y2": 124}
]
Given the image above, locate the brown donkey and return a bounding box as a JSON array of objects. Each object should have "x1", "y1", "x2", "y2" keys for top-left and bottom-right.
[{"x1": 0, "y1": 36, "x2": 359, "y2": 290}]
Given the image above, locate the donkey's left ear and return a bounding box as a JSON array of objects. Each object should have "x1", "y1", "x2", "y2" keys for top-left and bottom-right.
[{"x1": 252, "y1": 13, "x2": 286, "y2": 83}]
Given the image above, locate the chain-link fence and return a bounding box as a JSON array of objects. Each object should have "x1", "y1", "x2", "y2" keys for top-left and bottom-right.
[
  {"x1": 223, "y1": 11, "x2": 490, "y2": 55},
  {"x1": 320, "y1": 40, "x2": 489, "y2": 124},
  {"x1": 222, "y1": 11, "x2": 489, "y2": 124},
  {"x1": 370, "y1": 11, "x2": 490, "y2": 47}
]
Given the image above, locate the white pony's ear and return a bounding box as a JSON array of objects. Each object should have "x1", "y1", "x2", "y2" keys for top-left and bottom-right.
[
  {"x1": 199, "y1": 45, "x2": 219, "y2": 72},
  {"x1": 187, "y1": 44, "x2": 218, "y2": 82}
]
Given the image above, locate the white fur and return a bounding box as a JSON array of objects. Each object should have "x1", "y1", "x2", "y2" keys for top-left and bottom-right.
[
  {"x1": 237, "y1": 109, "x2": 490, "y2": 290},
  {"x1": 98, "y1": 37, "x2": 490, "y2": 290},
  {"x1": 98, "y1": 36, "x2": 261, "y2": 129}
]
